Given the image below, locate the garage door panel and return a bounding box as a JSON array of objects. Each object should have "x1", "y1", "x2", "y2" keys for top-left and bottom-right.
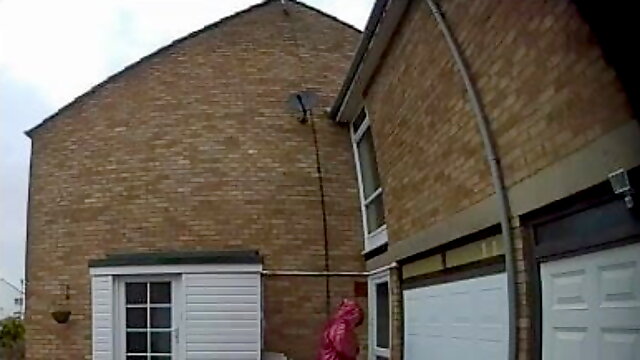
[
  {"x1": 597, "y1": 260, "x2": 640, "y2": 309},
  {"x1": 423, "y1": 290, "x2": 447, "y2": 337},
  {"x1": 449, "y1": 336, "x2": 474, "y2": 360},
  {"x1": 600, "y1": 329, "x2": 640, "y2": 360},
  {"x1": 477, "y1": 288, "x2": 506, "y2": 336},
  {"x1": 478, "y1": 323, "x2": 505, "y2": 342},
  {"x1": 542, "y1": 243, "x2": 640, "y2": 360},
  {"x1": 403, "y1": 273, "x2": 507, "y2": 360},
  {"x1": 548, "y1": 269, "x2": 589, "y2": 310},
  {"x1": 476, "y1": 338, "x2": 503, "y2": 360},
  {"x1": 549, "y1": 327, "x2": 590, "y2": 360},
  {"x1": 595, "y1": 309, "x2": 640, "y2": 329}
]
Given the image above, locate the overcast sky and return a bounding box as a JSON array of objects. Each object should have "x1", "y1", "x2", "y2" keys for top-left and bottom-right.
[{"x1": 0, "y1": 0, "x2": 373, "y2": 287}]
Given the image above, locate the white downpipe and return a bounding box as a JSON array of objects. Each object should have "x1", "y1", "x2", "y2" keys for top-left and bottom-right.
[
  {"x1": 423, "y1": 2, "x2": 518, "y2": 360},
  {"x1": 261, "y1": 262, "x2": 398, "y2": 276}
]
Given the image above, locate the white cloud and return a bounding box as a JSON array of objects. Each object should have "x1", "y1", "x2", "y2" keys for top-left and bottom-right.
[{"x1": 0, "y1": 0, "x2": 261, "y2": 109}]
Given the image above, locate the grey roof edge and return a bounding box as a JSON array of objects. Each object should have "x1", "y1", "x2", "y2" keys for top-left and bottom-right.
[
  {"x1": 329, "y1": 0, "x2": 388, "y2": 120},
  {"x1": 25, "y1": 0, "x2": 361, "y2": 138},
  {"x1": 88, "y1": 250, "x2": 262, "y2": 268}
]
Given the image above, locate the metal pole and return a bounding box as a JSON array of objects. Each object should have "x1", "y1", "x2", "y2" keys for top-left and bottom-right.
[{"x1": 423, "y1": 2, "x2": 518, "y2": 360}]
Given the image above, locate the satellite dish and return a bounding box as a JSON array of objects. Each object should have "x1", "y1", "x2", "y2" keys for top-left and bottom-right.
[{"x1": 287, "y1": 90, "x2": 318, "y2": 123}]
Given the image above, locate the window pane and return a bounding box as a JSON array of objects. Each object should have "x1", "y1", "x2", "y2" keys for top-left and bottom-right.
[
  {"x1": 353, "y1": 109, "x2": 366, "y2": 133},
  {"x1": 126, "y1": 283, "x2": 147, "y2": 304},
  {"x1": 150, "y1": 332, "x2": 172, "y2": 353},
  {"x1": 151, "y1": 357, "x2": 171, "y2": 360},
  {"x1": 150, "y1": 282, "x2": 171, "y2": 304},
  {"x1": 126, "y1": 308, "x2": 147, "y2": 329},
  {"x1": 126, "y1": 331, "x2": 148, "y2": 353},
  {"x1": 366, "y1": 194, "x2": 385, "y2": 232},
  {"x1": 150, "y1": 307, "x2": 171, "y2": 328},
  {"x1": 375, "y1": 282, "x2": 390, "y2": 349},
  {"x1": 357, "y1": 128, "x2": 381, "y2": 199},
  {"x1": 126, "y1": 356, "x2": 147, "y2": 360}
]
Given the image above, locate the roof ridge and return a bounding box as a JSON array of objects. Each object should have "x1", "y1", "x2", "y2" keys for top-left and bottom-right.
[{"x1": 26, "y1": 0, "x2": 361, "y2": 137}]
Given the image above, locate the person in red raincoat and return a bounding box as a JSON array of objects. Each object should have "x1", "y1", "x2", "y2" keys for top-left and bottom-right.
[{"x1": 318, "y1": 299, "x2": 364, "y2": 360}]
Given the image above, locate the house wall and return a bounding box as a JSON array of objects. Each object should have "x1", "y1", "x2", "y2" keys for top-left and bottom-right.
[
  {"x1": 361, "y1": 0, "x2": 638, "y2": 359},
  {"x1": 24, "y1": 3, "x2": 364, "y2": 360}
]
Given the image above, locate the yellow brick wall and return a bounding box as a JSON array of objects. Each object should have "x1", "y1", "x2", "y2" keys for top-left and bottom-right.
[
  {"x1": 441, "y1": 0, "x2": 633, "y2": 187},
  {"x1": 366, "y1": 0, "x2": 493, "y2": 245},
  {"x1": 24, "y1": 3, "x2": 363, "y2": 360},
  {"x1": 363, "y1": 1, "x2": 635, "y2": 359},
  {"x1": 366, "y1": 0, "x2": 633, "y2": 251}
]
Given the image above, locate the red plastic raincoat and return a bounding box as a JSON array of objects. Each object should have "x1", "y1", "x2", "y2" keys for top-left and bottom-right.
[{"x1": 317, "y1": 299, "x2": 364, "y2": 360}]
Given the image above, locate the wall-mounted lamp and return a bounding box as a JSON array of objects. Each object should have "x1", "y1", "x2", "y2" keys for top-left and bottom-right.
[
  {"x1": 608, "y1": 168, "x2": 634, "y2": 208},
  {"x1": 50, "y1": 284, "x2": 71, "y2": 324}
]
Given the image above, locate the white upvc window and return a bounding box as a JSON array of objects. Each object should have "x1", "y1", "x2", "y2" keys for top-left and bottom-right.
[
  {"x1": 351, "y1": 108, "x2": 387, "y2": 251},
  {"x1": 368, "y1": 271, "x2": 391, "y2": 360}
]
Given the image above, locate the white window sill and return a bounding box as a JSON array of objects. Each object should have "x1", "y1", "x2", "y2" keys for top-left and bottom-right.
[{"x1": 363, "y1": 225, "x2": 388, "y2": 253}]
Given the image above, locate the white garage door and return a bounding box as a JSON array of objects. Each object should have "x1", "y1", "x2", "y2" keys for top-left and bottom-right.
[
  {"x1": 403, "y1": 273, "x2": 508, "y2": 360},
  {"x1": 541, "y1": 242, "x2": 640, "y2": 360}
]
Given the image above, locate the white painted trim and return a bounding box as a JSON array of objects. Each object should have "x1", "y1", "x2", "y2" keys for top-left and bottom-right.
[
  {"x1": 178, "y1": 274, "x2": 187, "y2": 360},
  {"x1": 351, "y1": 110, "x2": 372, "y2": 238},
  {"x1": 90, "y1": 263, "x2": 262, "y2": 276},
  {"x1": 368, "y1": 270, "x2": 391, "y2": 360},
  {"x1": 363, "y1": 187, "x2": 383, "y2": 206},
  {"x1": 353, "y1": 115, "x2": 371, "y2": 142},
  {"x1": 367, "y1": 226, "x2": 388, "y2": 251},
  {"x1": 262, "y1": 262, "x2": 397, "y2": 276}
]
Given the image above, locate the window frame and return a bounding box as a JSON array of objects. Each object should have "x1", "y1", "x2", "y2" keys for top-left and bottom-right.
[
  {"x1": 115, "y1": 275, "x2": 182, "y2": 360},
  {"x1": 368, "y1": 270, "x2": 391, "y2": 360},
  {"x1": 350, "y1": 108, "x2": 388, "y2": 251}
]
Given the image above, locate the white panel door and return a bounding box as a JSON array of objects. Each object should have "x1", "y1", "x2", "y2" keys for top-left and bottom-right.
[
  {"x1": 403, "y1": 272, "x2": 508, "y2": 360},
  {"x1": 541, "y1": 243, "x2": 640, "y2": 360},
  {"x1": 183, "y1": 273, "x2": 261, "y2": 360}
]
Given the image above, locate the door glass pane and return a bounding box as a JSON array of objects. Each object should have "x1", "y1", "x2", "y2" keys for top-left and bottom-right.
[
  {"x1": 126, "y1": 283, "x2": 147, "y2": 304},
  {"x1": 357, "y1": 128, "x2": 382, "y2": 199},
  {"x1": 126, "y1": 308, "x2": 147, "y2": 328},
  {"x1": 150, "y1": 282, "x2": 171, "y2": 304},
  {"x1": 375, "y1": 282, "x2": 390, "y2": 349},
  {"x1": 126, "y1": 331, "x2": 148, "y2": 353},
  {"x1": 150, "y1": 307, "x2": 171, "y2": 328},
  {"x1": 366, "y1": 194, "x2": 385, "y2": 232},
  {"x1": 150, "y1": 332, "x2": 172, "y2": 353}
]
